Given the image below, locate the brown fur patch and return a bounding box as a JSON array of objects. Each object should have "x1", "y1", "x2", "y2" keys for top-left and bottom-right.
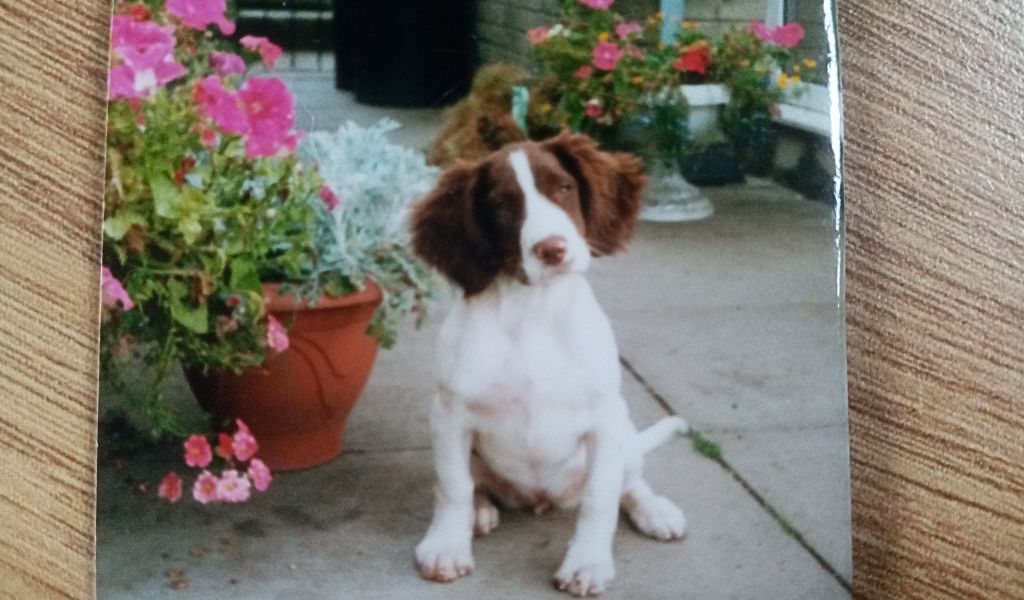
[{"x1": 541, "y1": 132, "x2": 647, "y2": 255}]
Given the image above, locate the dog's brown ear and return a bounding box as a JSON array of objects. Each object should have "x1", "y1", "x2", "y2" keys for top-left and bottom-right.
[
  {"x1": 542, "y1": 132, "x2": 647, "y2": 255},
  {"x1": 411, "y1": 162, "x2": 503, "y2": 296}
]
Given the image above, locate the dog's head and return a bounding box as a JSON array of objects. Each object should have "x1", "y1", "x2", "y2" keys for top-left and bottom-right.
[{"x1": 411, "y1": 132, "x2": 647, "y2": 296}]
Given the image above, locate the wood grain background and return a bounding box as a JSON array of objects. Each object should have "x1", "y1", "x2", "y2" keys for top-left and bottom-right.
[{"x1": 0, "y1": 1, "x2": 1022, "y2": 598}]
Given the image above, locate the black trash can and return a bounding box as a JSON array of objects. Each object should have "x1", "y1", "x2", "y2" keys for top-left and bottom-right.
[{"x1": 344, "y1": 0, "x2": 476, "y2": 107}]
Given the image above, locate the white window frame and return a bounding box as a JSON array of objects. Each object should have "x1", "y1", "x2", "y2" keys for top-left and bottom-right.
[{"x1": 765, "y1": 0, "x2": 832, "y2": 136}]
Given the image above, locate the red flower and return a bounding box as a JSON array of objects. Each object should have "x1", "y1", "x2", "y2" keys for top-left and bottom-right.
[
  {"x1": 157, "y1": 471, "x2": 182, "y2": 502},
  {"x1": 584, "y1": 100, "x2": 603, "y2": 119},
  {"x1": 183, "y1": 434, "x2": 212, "y2": 468},
  {"x1": 574, "y1": 65, "x2": 593, "y2": 79},
  {"x1": 320, "y1": 185, "x2": 340, "y2": 211},
  {"x1": 216, "y1": 432, "x2": 234, "y2": 460},
  {"x1": 674, "y1": 46, "x2": 712, "y2": 75}
]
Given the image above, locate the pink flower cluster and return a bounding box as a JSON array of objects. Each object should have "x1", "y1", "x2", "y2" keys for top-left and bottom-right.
[
  {"x1": 159, "y1": 419, "x2": 272, "y2": 504},
  {"x1": 108, "y1": 16, "x2": 186, "y2": 100},
  {"x1": 580, "y1": 0, "x2": 614, "y2": 10},
  {"x1": 749, "y1": 21, "x2": 805, "y2": 48},
  {"x1": 194, "y1": 75, "x2": 301, "y2": 158},
  {"x1": 615, "y1": 22, "x2": 642, "y2": 39},
  {"x1": 527, "y1": 26, "x2": 550, "y2": 45}
]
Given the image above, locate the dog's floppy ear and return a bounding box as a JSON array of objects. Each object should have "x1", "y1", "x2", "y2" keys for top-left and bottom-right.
[
  {"x1": 411, "y1": 161, "x2": 502, "y2": 296},
  {"x1": 542, "y1": 132, "x2": 647, "y2": 255}
]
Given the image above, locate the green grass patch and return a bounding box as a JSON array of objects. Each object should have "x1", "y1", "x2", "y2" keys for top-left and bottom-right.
[{"x1": 690, "y1": 430, "x2": 723, "y2": 461}]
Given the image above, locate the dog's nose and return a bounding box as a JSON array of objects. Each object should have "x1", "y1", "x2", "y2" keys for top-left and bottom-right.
[{"x1": 532, "y1": 235, "x2": 568, "y2": 266}]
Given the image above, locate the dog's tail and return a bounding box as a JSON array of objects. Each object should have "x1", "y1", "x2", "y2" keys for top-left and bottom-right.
[{"x1": 637, "y1": 416, "x2": 689, "y2": 455}]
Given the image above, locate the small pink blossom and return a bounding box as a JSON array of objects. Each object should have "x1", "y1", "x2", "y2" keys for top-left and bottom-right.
[
  {"x1": 526, "y1": 26, "x2": 550, "y2": 45},
  {"x1": 584, "y1": 99, "x2": 603, "y2": 119},
  {"x1": 265, "y1": 314, "x2": 290, "y2": 353},
  {"x1": 580, "y1": 0, "x2": 614, "y2": 10},
  {"x1": 183, "y1": 434, "x2": 213, "y2": 468},
  {"x1": 247, "y1": 458, "x2": 272, "y2": 492},
  {"x1": 320, "y1": 185, "x2": 340, "y2": 211},
  {"x1": 108, "y1": 16, "x2": 186, "y2": 100},
  {"x1": 232, "y1": 427, "x2": 259, "y2": 462},
  {"x1": 237, "y1": 77, "x2": 300, "y2": 157},
  {"x1": 157, "y1": 471, "x2": 182, "y2": 502},
  {"x1": 210, "y1": 51, "x2": 246, "y2": 76},
  {"x1": 101, "y1": 266, "x2": 134, "y2": 310},
  {"x1": 615, "y1": 22, "x2": 642, "y2": 39},
  {"x1": 574, "y1": 65, "x2": 593, "y2": 79},
  {"x1": 240, "y1": 35, "x2": 284, "y2": 69},
  {"x1": 194, "y1": 75, "x2": 247, "y2": 134},
  {"x1": 749, "y1": 21, "x2": 805, "y2": 48},
  {"x1": 192, "y1": 470, "x2": 219, "y2": 504},
  {"x1": 592, "y1": 41, "x2": 624, "y2": 71},
  {"x1": 215, "y1": 469, "x2": 252, "y2": 503},
  {"x1": 772, "y1": 23, "x2": 805, "y2": 48},
  {"x1": 166, "y1": 0, "x2": 236, "y2": 35}
]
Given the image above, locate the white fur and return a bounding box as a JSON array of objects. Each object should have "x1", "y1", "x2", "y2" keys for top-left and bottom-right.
[{"x1": 415, "y1": 152, "x2": 687, "y2": 596}]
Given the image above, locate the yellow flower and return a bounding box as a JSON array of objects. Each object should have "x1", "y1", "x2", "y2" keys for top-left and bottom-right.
[
  {"x1": 793, "y1": 65, "x2": 801, "y2": 73},
  {"x1": 776, "y1": 73, "x2": 790, "y2": 89},
  {"x1": 790, "y1": 74, "x2": 802, "y2": 84},
  {"x1": 682, "y1": 21, "x2": 697, "y2": 30},
  {"x1": 598, "y1": 32, "x2": 610, "y2": 42},
  {"x1": 803, "y1": 58, "x2": 818, "y2": 68}
]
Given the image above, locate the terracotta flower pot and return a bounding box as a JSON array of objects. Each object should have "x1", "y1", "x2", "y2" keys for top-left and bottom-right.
[{"x1": 186, "y1": 281, "x2": 382, "y2": 471}]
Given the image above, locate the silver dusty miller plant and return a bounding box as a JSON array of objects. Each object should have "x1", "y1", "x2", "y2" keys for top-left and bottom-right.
[{"x1": 301, "y1": 119, "x2": 440, "y2": 347}]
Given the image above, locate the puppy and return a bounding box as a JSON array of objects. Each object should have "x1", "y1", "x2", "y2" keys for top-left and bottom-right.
[{"x1": 410, "y1": 132, "x2": 688, "y2": 596}]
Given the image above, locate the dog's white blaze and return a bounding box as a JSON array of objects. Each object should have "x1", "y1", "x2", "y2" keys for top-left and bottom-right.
[{"x1": 508, "y1": 150, "x2": 591, "y2": 282}]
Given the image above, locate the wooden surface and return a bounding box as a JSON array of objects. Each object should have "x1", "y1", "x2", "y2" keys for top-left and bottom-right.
[{"x1": 0, "y1": 1, "x2": 1022, "y2": 598}]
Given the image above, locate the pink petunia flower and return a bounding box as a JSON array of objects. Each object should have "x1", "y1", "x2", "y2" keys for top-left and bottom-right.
[
  {"x1": 772, "y1": 23, "x2": 805, "y2": 48},
  {"x1": 320, "y1": 185, "x2": 340, "y2": 211},
  {"x1": 193, "y1": 75, "x2": 248, "y2": 134},
  {"x1": 580, "y1": 0, "x2": 614, "y2": 10},
  {"x1": 247, "y1": 458, "x2": 272, "y2": 492},
  {"x1": 192, "y1": 470, "x2": 219, "y2": 504},
  {"x1": 574, "y1": 65, "x2": 593, "y2": 79},
  {"x1": 210, "y1": 51, "x2": 246, "y2": 76},
  {"x1": 183, "y1": 434, "x2": 213, "y2": 468},
  {"x1": 240, "y1": 35, "x2": 284, "y2": 69},
  {"x1": 157, "y1": 471, "x2": 182, "y2": 502},
  {"x1": 166, "y1": 0, "x2": 236, "y2": 35},
  {"x1": 265, "y1": 314, "x2": 290, "y2": 353},
  {"x1": 101, "y1": 267, "x2": 135, "y2": 310},
  {"x1": 749, "y1": 21, "x2": 774, "y2": 43},
  {"x1": 108, "y1": 16, "x2": 186, "y2": 100},
  {"x1": 215, "y1": 432, "x2": 234, "y2": 460},
  {"x1": 237, "y1": 78, "x2": 300, "y2": 158},
  {"x1": 615, "y1": 22, "x2": 643, "y2": 39},
  {"x1": 215, "y1": 469, "x2": 252, "y2": 503},
  {"x1": 232, "y1": 427, "x2": 259, "y2": 462},
  {"x1": 584, "y1": 99, "x2": 603, "y2": 119},
  {"x1": 592, "y1": 41, "x2": 624, "y2": 71},
  {"x1": 526, "y1": 26, "x2": 550, "y2": 45}
]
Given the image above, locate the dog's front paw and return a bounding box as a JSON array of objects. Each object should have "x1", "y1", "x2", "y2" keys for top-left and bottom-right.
[
  {"x1": 415, "y1": 533, "x2": 474, "y2": 583},
  {"x1": 627, "y1": 495, "x2": 686, "y2": 541},
  {"x1": 554, "y1": 549, "x2": 615, "y2": 597}
]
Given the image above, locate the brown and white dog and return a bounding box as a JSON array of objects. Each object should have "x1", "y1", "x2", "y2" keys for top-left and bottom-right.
[{"x1": 410, "y1": 133, "x2": 689, "y2": 596}]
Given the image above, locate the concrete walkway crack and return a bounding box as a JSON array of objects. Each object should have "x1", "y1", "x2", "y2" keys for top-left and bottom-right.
[{"x1": 620, "y1": 356, "x2": 852, "y2": 593}]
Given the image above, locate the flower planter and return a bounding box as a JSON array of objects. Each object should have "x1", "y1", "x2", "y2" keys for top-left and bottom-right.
[
  {"x1": 186, "y1": 281, "x2": 382, "y2": 471},
  {"x1": 681, "y1": 83, "x2": 729, "y2": 140}
]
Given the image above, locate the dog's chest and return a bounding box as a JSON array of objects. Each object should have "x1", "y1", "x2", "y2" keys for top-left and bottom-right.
[{"x1": 437, "y1": 277, "x2": 620, "y2": 482}]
